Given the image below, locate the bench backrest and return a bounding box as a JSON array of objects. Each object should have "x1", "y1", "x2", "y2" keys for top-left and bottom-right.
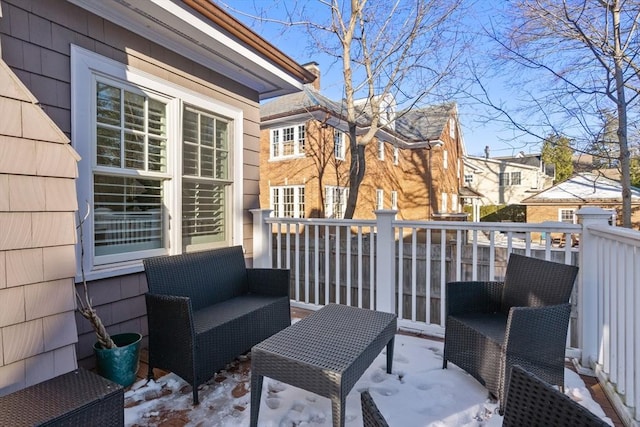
[
  {"x1": 143, "y1": 246, "x2": 248, "y2": 311},
  {"x1": 501, "y1": 253, "x2": 578, "y2": 315}
]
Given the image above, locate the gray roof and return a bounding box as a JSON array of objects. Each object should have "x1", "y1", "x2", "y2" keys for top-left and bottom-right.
[
  {"x1": 261, "y1": 86, "x2": 455, "y2": 144},
  {"x1": 394, "y1": 103, "x2": 456, "y2": 143}
]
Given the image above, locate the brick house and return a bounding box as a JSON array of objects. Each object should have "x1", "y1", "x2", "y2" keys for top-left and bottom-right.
[
  {"x1": 0, "y1": 0, "x2": 312, "y2": 396},
  {"x1": 522, "y1": 172, "x2": 640, "y2": 230},
  {"x1": 259, "y1": 68, "x2": 465, "y2": 221}
]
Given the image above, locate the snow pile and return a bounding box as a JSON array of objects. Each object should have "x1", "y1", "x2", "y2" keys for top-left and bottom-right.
[{"x1": 124, "y1": 335, "x2": 612, "y2": 426}]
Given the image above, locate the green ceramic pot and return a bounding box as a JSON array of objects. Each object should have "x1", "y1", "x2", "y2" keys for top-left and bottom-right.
[{"x1": 94, "y1": 332, "x2": 142, "y2": 387}]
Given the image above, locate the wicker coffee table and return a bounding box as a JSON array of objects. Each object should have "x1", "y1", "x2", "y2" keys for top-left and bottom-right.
[{"x1": 250, "y1": 303, "x2": 397, "y2": 427}]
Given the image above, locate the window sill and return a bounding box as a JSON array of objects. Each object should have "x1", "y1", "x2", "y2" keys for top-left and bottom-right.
[
  {"x1": 269, "y1": 154, "x2": 306, "y2": 162},
  {"x1": 75, "y1": 260, "x2": 145, "y2": 283}
]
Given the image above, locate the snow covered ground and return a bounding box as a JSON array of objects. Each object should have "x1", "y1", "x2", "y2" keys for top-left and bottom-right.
[{"x1": 124, "y1": 333, "x2": 612, "y2": 426}]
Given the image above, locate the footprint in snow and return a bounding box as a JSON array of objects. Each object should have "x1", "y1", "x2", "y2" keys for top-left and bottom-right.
[
  {"x1": 370, "y1": 386, "x2": 399, "y2": 397},
  {"x1": 265, "y1": 397, "x2": 280, "y2": 409},
  {"x1": 268, "y1": 381, "x2": 287, "y2": 393},
  {"x1": 370, "y1": 370, "x2": 387, "y2": 383}
]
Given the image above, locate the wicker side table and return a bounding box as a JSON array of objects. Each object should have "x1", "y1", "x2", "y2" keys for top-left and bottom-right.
[
  {"x1": 0, "y1": 368, "x2": 124, "y2": 426},
  {"x1": 250, "y1": 304, "x2": 397, "y2": 427}
]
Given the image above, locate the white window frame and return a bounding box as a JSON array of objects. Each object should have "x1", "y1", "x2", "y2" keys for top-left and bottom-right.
[
  {"x1": 270, "y1": 124, "x2": 306, "y2": 160},
  {"x1": 449, "y1": 117, "x2": 456, "y2": 139},
  {"x1": 441, "y1": 192, "x2": 448, "y2": 212},
  {"x1": 334, "y1": 130, "x2": 346, "y2": 160},
  {"x1": 499, "y1": 172, "x2": 510, "y2": 186},
  {"x1": 393, "y1": 147, "x2": 399, "y2": 165},
  {"x1": 559, "y1": 208, "x2": 576, "y2": 224},
  {"x1": 270, "y1": 185, "x2": 305, "y2": 218},
  {"x1": 378, "y1": 140, "x2": 385, "y2": 160},
  {"x1": 325, "y1": 185, "x2": 348, "y2": 219},
  {"x1": 452, "y1": 194, "x2": 458, "y2": 212},
  {"x1": 376, "y1": 189, "x2": 384, "y2": 209},
  {"x1": 443, "y1": 149, "x2": 448, "y2": 170},
  {"x1": 391, "y1": 190, "x2": 398, "y2": 210},
  {"x1": 71, "y1": 45, "x2": 243, "y2": 280}
]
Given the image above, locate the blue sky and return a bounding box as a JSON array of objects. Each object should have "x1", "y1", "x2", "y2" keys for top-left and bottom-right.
[{"x1": 223, "y1": 1, "x2": 544, "y2": 157}]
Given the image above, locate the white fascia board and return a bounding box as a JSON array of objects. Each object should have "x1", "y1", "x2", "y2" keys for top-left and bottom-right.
[{"x1": 67, "y1": 0, "x2": 304, "y2": 98}]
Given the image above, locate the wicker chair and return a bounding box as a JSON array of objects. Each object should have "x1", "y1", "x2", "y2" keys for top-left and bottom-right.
[
  {"x1": 360, "y1": 390, "x2": 389, "y2": 427},
  {"x1": 442, "y1": 253, "x2": 579, "y2": 412},
  {"x1": 503, "y1": 365, "x2": 609, "y2": 426}
]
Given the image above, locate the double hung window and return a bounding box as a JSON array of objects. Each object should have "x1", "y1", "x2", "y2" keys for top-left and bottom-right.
[
  {"x1": 325, "y1": 186, "x2": 348, "y2": 218},
  {"x1": 271, "y1": 186, "x2": 305, "y2": 218},
  {"x1": 72, "y1": 46, "x2": 242, "y2": 278},
  {"x1": 271, "y1": 124, "x2": 305, "y2": 159},
  {"x1": 334, "y1": 131, "x2": 346, "y2": 160}
]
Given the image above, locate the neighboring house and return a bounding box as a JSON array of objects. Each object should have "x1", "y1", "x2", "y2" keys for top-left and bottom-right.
[
  {"x1": 259, "y1": 65, "x2": 465, "y2": 221},
  {"x1": 463, "y1": 152, "x2": 555, "y2": 207},
  {"x1": 522, "y1": 172, "x2": 640, "y2": 229},
  {"x1": 0, "y1": 0, "x2": 312, "y2": 396}
]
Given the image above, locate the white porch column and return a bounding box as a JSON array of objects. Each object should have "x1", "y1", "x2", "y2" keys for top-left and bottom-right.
[
  {"x1": 251, "y1": 209, "x2": 272, "y2": 268},
  {"x1": 576, "y1": 207, "x2": 611, "y2": 369},
  {"x1": 375, "y1": 210, "x2": 397, "y2": 314}
]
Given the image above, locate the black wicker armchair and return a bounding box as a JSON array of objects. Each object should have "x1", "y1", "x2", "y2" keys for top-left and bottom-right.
[
  {"x1": 503, "y1": 365, "x2": 609, "y2": 426},
  {"x1": 443, "y1": 253, "x2": 579, "y2": 412},
  {"x1": 143, "y1": 246, "x2": 290, "y2": 404}
]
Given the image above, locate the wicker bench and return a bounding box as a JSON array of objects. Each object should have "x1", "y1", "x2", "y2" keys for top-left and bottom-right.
[
  {"x1": 143, "y1": 245, "x2": 291, "y2": 404},
  {"x1": 0, "y1": 369, "x2": 123, "y2": 426}
]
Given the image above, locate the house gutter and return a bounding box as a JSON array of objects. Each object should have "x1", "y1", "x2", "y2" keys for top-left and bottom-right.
[{"x1": 183, "y1": 0, "x2": 316, "y2": 85}]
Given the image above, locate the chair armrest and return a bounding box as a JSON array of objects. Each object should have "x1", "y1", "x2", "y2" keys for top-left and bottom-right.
[
  {"x1": 145, "y1": 293, "x2": 194, "y2": 345},
  {"x1": 247, "y1": 268, "x2": 291, "y2": 297},
  {"x1": 504, "y1": 303, "x2": 571, "y2": 359},
  {"x1": 446, "y1": 281, "x2": 504, "y2": 316}
]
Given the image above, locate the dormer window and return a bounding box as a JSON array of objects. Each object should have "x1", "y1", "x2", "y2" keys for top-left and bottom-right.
[{"x1": 378, "y1": 140, "x2": 385, "y2": 160}]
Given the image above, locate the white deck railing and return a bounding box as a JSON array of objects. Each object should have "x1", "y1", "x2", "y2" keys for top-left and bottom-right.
[{"x1": 251, "y1": 207, "x2": 639, "y2": 424}]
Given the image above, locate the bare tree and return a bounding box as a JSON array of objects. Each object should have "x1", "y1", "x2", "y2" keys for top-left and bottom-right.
[
  {"x1": 224, "y1": 0, "x2": 464, "y2": 218},
  {"x1": 473, "y1": 0, "x2": 640, "y2": 227}
]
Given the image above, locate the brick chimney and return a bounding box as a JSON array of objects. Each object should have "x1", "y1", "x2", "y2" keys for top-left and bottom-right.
[{"x1": 302, "y1": 61, "x2": 320, "y2": 91}]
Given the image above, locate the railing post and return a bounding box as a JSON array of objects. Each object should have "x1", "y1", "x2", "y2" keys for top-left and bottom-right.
[
  {"x1": 375, "y1": 210, "x2": 397, "y2": 314},
  {"x1": 576, "y1": 207, "x2": 611, "y2": 369},
  {"x1": 251, "y1": 209, "x2": 272, "y2": 268}
]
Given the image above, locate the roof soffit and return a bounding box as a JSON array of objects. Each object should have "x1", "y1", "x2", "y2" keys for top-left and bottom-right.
[{"x1": 66, "y1": 0, "x2": 313, "y2": 100}]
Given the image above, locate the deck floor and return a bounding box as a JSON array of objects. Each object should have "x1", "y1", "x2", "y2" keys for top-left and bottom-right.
[{"x1": 133, "y1": 306, "x2": 624, "y2": 427}]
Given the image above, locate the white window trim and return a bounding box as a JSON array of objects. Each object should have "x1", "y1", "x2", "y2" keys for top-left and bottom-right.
[
  {"x1": 393, "y1": 147, "x2": 399, "y2": 166},
  {"x1": 443, "y1": 149, "x2": 448, "y2": 170},
  {"x1": 269, "y1": 124, "x2": 306, "y2": 160},
  {"x1": 391, "y1": 190, "x2": 398, "y2": 210},
  {"x1": 325, "y1": 185, "x2": 348, "y2": 218},
  {"x1": 378, "y1": 140, "x2": 384, "y2": 160},
  {"x1": 71, "y1": 45, "x2": 244, "y2": 281},
  {"x1": 376, "y1": 189, "x2": 384, "y2": 209},
  {"x1": 270, "y1": 185, "x2": 305, "y2": 218},
  {"x1": 441, "y1": 192, "x2": 448, "y2": 212},
  {"x1": 334, "y1": 131, "x2": 346, "y2": 160},
  {"x1": 558, "y1": 208, "x2": 576, "y2": 224}
]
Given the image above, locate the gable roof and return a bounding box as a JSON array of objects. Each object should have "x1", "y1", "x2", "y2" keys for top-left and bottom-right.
[
  {"x1": 261, "y1": 86, "x2": 456, "y2": 147},
  {"x1": 67, "y1": 0, "x2": 315, "y2": 99},
  {"x1": 522, "y1": 172, "x2": 640, "y2": 204}
]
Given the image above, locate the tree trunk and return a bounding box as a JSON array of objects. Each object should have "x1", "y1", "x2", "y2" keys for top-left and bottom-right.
[{"x1": 612, "y1": 1, "x2": 631, "y2": 227}]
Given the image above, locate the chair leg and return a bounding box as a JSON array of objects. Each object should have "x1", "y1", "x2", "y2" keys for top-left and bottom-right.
[
  {"x1": 443, "y1": 359, "x2": 448, "y2": 369},
  {"x1": 147, "y1": 364, "x2": 154, "y2": 380},
  {"x1": 192, "y1": 383, "x2": 199, "y2": 405}
]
